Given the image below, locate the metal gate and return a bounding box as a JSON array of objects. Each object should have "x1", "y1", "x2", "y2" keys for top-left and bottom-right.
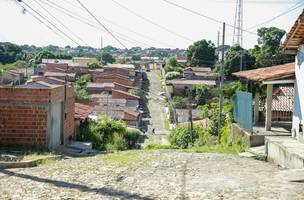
[{"x1": 233, "y1": 91, "x2": 253, "y2": 132}]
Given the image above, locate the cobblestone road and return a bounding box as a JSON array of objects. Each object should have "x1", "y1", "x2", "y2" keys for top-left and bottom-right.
[{"x1": 1, "y1": 150, "x2": 304, "y2": 200}]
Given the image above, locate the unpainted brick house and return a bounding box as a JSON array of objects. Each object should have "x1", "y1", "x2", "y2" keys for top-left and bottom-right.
[{"x1": 0, "y1": 82, "x2": 75, "y2": 149}]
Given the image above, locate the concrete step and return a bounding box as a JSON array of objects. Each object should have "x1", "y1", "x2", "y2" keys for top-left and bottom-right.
[
  {"x1": 239, "y1": 145, "x2": 267, "y2": 161},
  {"x1": 266, "y1": 136, "x2": 304, "y2": 169}
]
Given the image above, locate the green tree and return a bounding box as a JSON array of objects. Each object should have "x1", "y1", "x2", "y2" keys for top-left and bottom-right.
[
  {"x1": 164, "y1": 56, "x2": 178, "y2": 72},
  {"x1": 224, "y1": 45, "x2": 256, "y2": 79},
  {"x1": 250, "y1": 27, "x2": 290, "y2": 68},
  {"x1": 101, "y1": 52, "x2": 115, "y2": 64},
  {"x1": 0, "y1": 42, "x2": 25, "y2": 64},
  {"x1": 186, "y1": 39, "x2": 216, "y2": 67},
  {"x1": 192, "y1": 84, "x2": 210, "y2": 105},
  {"x1": 75, "y1": 74, "x2": 91, "y2": 100}
]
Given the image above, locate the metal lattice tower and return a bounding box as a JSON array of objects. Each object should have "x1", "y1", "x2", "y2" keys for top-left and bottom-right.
[{"x1": 232, "y1": 0, "x2": 243, "y2": 47}]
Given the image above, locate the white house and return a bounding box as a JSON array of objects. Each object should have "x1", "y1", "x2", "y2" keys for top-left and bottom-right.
[{"x1": 283, "y1": 10, "x2": 304, "y2": 142}]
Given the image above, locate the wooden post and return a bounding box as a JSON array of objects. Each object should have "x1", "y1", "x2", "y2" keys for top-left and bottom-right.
[
  {"x1": 265, "y1": 84, "x2": 273, "y2": 131},
  {"x1": 254, "y1": 91, "x2": 260, "y2": 125}
]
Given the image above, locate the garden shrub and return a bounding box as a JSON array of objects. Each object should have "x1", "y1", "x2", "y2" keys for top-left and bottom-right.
[
  {"x1": 169, "y1": 125, "x2": 191, "y2": 149},
  {"x1": 172, "y1": 96, "x2": 188, "y2": 109},
  {"x1": 165, "y1": 71, "x2": 181, "y2": 80},
  {"x1": 124, "y1": 128, "x2": 141, "y2": 149}
]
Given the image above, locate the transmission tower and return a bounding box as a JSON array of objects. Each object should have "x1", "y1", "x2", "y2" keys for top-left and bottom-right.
[{"x1": 232, "y1": 0, "x2": 243, "y2": 47}]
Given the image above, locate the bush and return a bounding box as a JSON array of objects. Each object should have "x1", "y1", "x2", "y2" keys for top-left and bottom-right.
[
  {"x1": 87, "y1": 61, "x2": 102, "y2": 69},
  {"x1": 165, "y1": 71, "x2": 181, "y2": 80},
  {"x1": 169, "y1": 125, "x2": 191, "y2": 149},
  {"x1": 172, "y1": 96, "x2": 188, "y2": 109},
  {"x1": 81, "y1": 117, "x2": 127, "y2": 151},
  {"x1": 124, "y1": 128, "x2": 141, "y2": 148},
  {"x1": 75, "y1": 74, "x2": 91, "y2": 100},
  {"x1": 128, "y1": 88, "x2": 141, "y2": 97}
]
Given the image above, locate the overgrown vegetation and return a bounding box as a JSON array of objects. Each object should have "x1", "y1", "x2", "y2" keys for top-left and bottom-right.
[
  {"x1": 172, "y1": 96, "x2": 188, "y2": 109},
  {"x1": 80, "y1": 117, "x2": 141, "y2": 151},
  {"x1": 128, "y1": 88, "x2": 141, "y2": 96},
  {"x1": 75, "y1": 74, "x2": 91, "y2": 100}
]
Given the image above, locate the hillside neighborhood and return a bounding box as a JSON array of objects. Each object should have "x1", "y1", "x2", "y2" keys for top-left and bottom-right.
[{"x1": 0, "y1": 0, "x2": 304, "y2": 199}]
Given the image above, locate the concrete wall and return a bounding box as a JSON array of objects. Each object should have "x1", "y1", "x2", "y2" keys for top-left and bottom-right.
[
  {"x1": 230, "y1": 123, "x2": 264, "y2": 147},
  {"x1": 292, "y1": 45, "x2": 304, "y2": 141}
]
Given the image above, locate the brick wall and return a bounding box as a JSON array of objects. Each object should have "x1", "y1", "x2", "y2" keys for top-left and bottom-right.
[
  {"x1": 0, "y1": 85, "x2": 75, "y2": 148},
  {"x1": 45, "y1": 63, "x2": 68, "y2": 73}
]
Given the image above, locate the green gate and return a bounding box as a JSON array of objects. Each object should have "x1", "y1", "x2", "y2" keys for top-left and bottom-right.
[{"x1": 233, "y1": 91, "x2": 253, "y2": 132}]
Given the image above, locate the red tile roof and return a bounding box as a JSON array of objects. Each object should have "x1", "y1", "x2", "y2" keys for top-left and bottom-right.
[
  {"x1": 232, "y1": 62, "x2": 295, "y2": 81},
  {"x1": 75, "y1": 102, "x2": 94, "y2": 120},
  {"x1": 282, "y1": 10, "x2": 304, "y2": 55}
]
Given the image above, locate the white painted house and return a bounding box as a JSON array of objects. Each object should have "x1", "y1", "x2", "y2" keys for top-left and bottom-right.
[{"x1": 283, "y1": 10, "x2": 304, "y2": 142}]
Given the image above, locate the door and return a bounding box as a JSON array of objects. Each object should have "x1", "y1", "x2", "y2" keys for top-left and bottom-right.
[{"x1": 50, "y1": 102, "x2": 63, "y2": 148}]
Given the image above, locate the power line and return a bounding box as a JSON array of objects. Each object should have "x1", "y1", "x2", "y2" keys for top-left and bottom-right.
[
  {"x1": 75, "y1": 0, "x2": 127, "y2": 49},
  {"x1": 18, "y1": 0, "x2": 82, "y2": 46},
  {"x1": 110, "y1": 0, "x2": 194, "y2": 42},
  {"x1": 15, "y1": 1, "x2": 72, "y2": 45},
  {"x1": 58, "y1": 0, "x2": 175, "y2": 48},
  {"x1": 246, "y1": 1, "x2": 304, "y2": 30},
  {"x1": 161, "y1": 0, "x2": 258, "y2": 37},
  {"x1": 42, "y1": 0, "x2": 152, "y2": 47},
  {"x1": 32, "y1": 0, "x2": 90, "y2": 46}
]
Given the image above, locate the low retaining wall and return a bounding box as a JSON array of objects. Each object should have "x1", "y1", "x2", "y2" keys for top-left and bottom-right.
[
  {"x1": 0, "y1": 155, "x2": 63, "y2": 169},
  {"x1": 230, "y1": 123, "x2": 264, "y2": 147},
  {"x1": 266, "y1": 136, "x2": 304, "y2": 169}
]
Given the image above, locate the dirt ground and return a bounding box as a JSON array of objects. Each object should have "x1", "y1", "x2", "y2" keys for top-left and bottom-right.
[{"x1": 0, "y1": 150, "x2": 304, "y2": 200}]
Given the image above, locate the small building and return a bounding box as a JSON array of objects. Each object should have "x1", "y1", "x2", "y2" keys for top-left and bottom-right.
[
  {"x1": 176, "y1": 109, "x2": 202, "y2": 124},
  {"x1": 182, "y1": 67, "x2": 217, "y2": 80},
  {"x1": 0, "y1": 70, "x2": 25, "y2": 85},
  {"x1": 72, "y1": 57, "x2": 97, "y2": 66},
  {"x1": 44, "y1": 72, "x2": 77, "y2": 82},
  {"x1": 0, "y1": 82, "x2": 75, "y2": 149},
  {"x1": 165, "y1": 79, "x2": 217, "y2": 96}
]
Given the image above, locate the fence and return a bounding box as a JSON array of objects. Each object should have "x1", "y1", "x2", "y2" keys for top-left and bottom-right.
[{"x1": 233, "y1": 91, "x2": 253, "y2": 132}]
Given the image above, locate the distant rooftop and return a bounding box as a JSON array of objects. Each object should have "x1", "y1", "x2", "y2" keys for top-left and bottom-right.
[
  {"x1": 104, "y1": 64, "x2": 135, "y2": 69},
  {"x1": 166, "y1": 79, "x2": 216, "y2": 86}
]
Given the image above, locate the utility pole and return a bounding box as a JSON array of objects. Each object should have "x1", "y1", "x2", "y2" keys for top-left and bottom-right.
[
  {"x1": 218, "y1": 22, "x2": 226, "y2": 143},
  {"x1": 100, "y1": 35, "x2": 103, "y2": 50},
  {"x1": 187, "y1": 87, "x2": 194, "y2": 144},
  {"x1": 217, "y1": 30, "x2": 220, "y2": 60}
]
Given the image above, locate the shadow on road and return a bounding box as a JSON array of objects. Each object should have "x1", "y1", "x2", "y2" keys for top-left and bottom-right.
[{"x1": 0, "y1": 169, "x2": 153, "y2": 200}]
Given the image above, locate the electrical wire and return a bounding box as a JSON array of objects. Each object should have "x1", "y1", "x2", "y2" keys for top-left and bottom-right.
[
  {"x1": 19, "y1": 0, "x2": 82, "y2": 46},
  {"x1": 246, "y1": 1, "x2": 304, "y2": 30},
  {"x1": 161, "y1": 0, "x2": 258, "y2": 36},
  {"x1": 15, "y1": 1, "x2": 72, "y2": 45},
  {"x1": 31, "y1": 0, "x2": 90, "y2": 46},
  {"x1": 110, "y1": 0, "x2": 194, "y2": 42},
  {"x1": 42, "y1": 0, "x2": 152, "y2": 48},
  {"x1": 58, "y1": 0, "x2": 175, "y2": 48},
  {"x1": 75, "y1": 0, "x2": 128, "y2": 49}
]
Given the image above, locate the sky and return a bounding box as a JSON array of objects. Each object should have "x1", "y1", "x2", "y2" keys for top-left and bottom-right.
[{"x1": 0, "y1": 0, "x2": 303, "y2": 50}]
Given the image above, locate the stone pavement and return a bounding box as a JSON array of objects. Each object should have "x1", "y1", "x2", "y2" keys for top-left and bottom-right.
[{"x1": 0, "y1": 150, "x2": 304, "y2": 200}]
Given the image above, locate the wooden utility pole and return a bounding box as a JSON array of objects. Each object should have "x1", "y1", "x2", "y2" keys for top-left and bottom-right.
[
  {"x1": 218, "y1": 22, "x2": 226, "y2": 143},
  {"x1": 187, "y1": 87, "x2": 193, "y2": 144}
]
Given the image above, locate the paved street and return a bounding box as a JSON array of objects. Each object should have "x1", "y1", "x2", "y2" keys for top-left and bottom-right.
[
  {"x1": 1, "y1": 150, "x2": 304, "y2": 200},
  {"x1": 146, "y1": 71, "x2": 169, "y2": 135}
]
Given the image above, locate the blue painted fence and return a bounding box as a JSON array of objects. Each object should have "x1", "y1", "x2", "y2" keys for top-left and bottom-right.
[{"x1": 233, "y1": 91, "x2": 253, "y2": 132}]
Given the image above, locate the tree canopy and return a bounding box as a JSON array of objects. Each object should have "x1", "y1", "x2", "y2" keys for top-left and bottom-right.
[
  {"x1": 0, "y1": 42, "x2": 25, "y2": 64},
  {"x1": 186, "y1": 39, "x2": 217, "y2": 67},
  {"x1": 101, "y1": 52, "x2": 115, "y2": 64}
]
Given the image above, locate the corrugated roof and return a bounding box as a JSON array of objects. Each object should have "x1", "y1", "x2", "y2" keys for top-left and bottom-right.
[
  {"x1": 104, "y1": 64, "x2": 135, "y2": 69},
  {"x1": 232, "y1": 62, "x2": 295, "y2": 81},
  {"x1": 282, "y1": 10, "x2": 304, "y2": 55}
]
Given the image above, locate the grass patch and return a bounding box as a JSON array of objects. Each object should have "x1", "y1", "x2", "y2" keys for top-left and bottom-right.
[
  {"x1": 22, "y1": 153, "x2": 55, "y2": 161},
  {"x1": 145, "y1": 144, "x2": 175, "y2": 150},
  {"x1": 163, "y1": 112, "x2": 170, "y2": 131},
  {"x1": 190, "y1": 144, "x2": 243, "y2": 155},
  {"x1": 100, "y1": 150, "x2": 149, "y2": 166}
]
